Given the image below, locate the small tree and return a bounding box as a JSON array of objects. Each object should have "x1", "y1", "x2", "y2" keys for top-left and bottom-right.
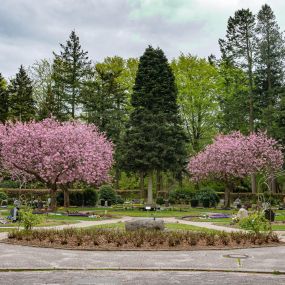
[
  {"x1": 0, "y1": 118, "x2": 113, "y2": 210},
  {"x1": 188, "y1": 132, "x2": 283, "y2": 207}
]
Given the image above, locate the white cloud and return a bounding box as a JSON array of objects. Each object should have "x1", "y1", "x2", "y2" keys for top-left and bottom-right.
[{"x1": 0, "y1": 0, "x2": 285, "y2": 78}]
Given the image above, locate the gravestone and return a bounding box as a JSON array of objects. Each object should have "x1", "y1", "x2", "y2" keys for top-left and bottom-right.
[{"x1": 125, "y1": 218, "x2": 164, "y2": 231}]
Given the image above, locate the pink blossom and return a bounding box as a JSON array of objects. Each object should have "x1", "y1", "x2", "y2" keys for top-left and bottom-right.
[
  {"x1": 188, "y1": 132, "x2": 283, "y2": 182},
  {"x1": 0, "y1": 118, "x2": 113, "y2": 188}
]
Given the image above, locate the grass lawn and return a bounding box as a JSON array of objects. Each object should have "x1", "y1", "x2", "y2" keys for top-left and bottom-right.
[
  {"x1": 271, "y1": 224, "x2": 285, "y2": 231},
  {"x1": 0, "y1": 228, "x2": 14, "y2": 233},
  {"x1": 0, "y1": 218, "x2": 79, "y2": 228}
]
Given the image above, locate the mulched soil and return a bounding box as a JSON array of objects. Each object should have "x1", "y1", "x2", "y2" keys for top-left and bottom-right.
[{"x1": 4, "y1": 234, "x2": 281, "y2": 251}]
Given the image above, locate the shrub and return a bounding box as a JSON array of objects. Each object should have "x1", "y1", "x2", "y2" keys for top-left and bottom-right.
[
  {"x1": 83, "y1": 186, "x2": 98, "y2": 206},
  {"x1": 99, "y1": 185, "x2": 117, "y2": 205},
  {"x1": 18, "y1": 207, "x2": 44, "y2": 230},
  {"x1": 239, "y1": 212, "x2": 272, "y2": 234},
  {"x1": 57, "y1": 187, "x2": 98, "y2": 207},
  {"x1": 169, "y1": 187, "x2": 194, "y2": 204},
  {"x1": 190, "y1": 199, "x2": 199, "y2": 207},
  {"x1": 0, "y1": 191, "x2": 8, "y2": 201},
  {"x1": 156, "y1": 197, "x2": 164, "y2": 205},
  {"x1": 194, "y1": 188, "x2": 219, "y2": 207},
  {"x1": 115, "y1": 195, "x2": 124, "y2": 204}
]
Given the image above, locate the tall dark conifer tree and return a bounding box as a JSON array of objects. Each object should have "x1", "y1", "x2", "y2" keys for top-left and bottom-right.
[
  {"x1": 219, "y1": 9, "x2": 256, "y2": 132},
  {"x1": 53, "y1": 30, "x2": 91, "y2": 118},
  {"x1": 0, "y1": 73, "x2": 8, "y2": 123},
  {"x1": 8, "y1": 65, "x2": 35, "y2": 122},
  {"x1": 122, "y1": 46, "x2": 187, "y2": 204},
  {"x1": 255, "y1": 4, "x2": 285, "y2": 136},
  {"x1": 219, "y1": 9, "x2": 257, "y2": 194},
  {"x1": 254, "y1": 4, "x2": 285, "y2": 193}
]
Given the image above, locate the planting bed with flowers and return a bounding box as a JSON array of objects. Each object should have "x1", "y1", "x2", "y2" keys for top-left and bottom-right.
[{"x1": 5, "y1": 228, "x2": 281, "y2": 250}]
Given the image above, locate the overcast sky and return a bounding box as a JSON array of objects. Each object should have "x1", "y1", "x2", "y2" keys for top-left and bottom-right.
[{"x1": 1, "y1": 0, "x2": 285, "y2": 78}]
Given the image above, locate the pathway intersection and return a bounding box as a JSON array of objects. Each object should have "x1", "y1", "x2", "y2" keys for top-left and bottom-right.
[{"x1": 0, "y1": 216, "x2": 284, "y2": 284}]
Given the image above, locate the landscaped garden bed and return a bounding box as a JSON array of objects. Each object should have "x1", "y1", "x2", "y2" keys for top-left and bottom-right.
[{"x1": 5, "y1": 228, "x2": 281, "y2": 250}]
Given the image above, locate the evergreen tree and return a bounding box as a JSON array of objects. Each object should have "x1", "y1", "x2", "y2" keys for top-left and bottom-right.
[
  {"x1": 0, "y1": 73, "x2": 8, "y2": 123},
  {"x1": 122, "y1": 46, "x2": 187, "y2": 203},
  {"x1": 8, "y1": 65, "x2": 35, "y2": 122},
  {"x1": 219, "y1": 9, "x2": 257, "y2": 194},
  {"x1": 219, "y1": 9, "x2": 256, "y2": 132},
  {"x1": 82, "y1": 56, "x2": 137, "y2": 189},
  {"x1": 50, "y1": 57, "x2": 70, "y2": 120},
  {"x1": 254, "y1": 4, "x2": 285, "y2": 137},
  {"x1": 53, "y1": 30, "x2": 91, "y2": 118}
]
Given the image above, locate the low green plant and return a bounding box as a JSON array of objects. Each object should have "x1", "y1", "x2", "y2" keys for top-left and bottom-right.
[
  {"x1": 82, "y1": 186, "x2": 98, "y2": 206},
  {"x1": 194, "y1": 188, "x2": 219, "y2": 207},
  {"x1": 156, "y1": 197, "x2": 164, "y2": 205},
  {"x1": 18, "y1": 207, "x2": 44, "y2": 230},
  {"x1": 0, "y1": 191, "x2": 8, "y2": 202},
  {"x1": 169, "y1": 187, "x2": 194, "y2": 204},
  {"x1": 239, "y1": 212, "x2": 272, "y2": 234},
  {"x1": 99, "y1": 185, "x2": 117, "y2": 205}
]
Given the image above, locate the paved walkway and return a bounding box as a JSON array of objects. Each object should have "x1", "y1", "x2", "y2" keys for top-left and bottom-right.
[
  {"x1": 1, "y1": 270, "x2": 284, "y2": 285},
  {"x1": 0, "y1": 243, "x2": 284, "y2": 273},
  {"x1": 0, "y1": 217, "x2": 284, "y2": 284}
]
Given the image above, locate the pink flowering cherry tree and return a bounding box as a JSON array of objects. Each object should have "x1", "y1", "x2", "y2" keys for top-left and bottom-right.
[
  {"x1": 188, "y1": 132, "x2": 283, "y2": 207},
  {"x1": 0, "y1": 118, "x2": 113, "y2": 210}
]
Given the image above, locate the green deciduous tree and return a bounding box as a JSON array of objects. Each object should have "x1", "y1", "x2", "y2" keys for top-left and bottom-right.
[
  {"x1": 29, "y1": 59, "x2": 55, "y2": 120},
  {"x1": 217, "y1": 59, "x2": 249, "y2": 134},
  {"x1": 122, "y1": 46, "x2": 187, "y2": 203},
  {"x1": 171, "y1": 54, "x2": 221, "y2": 153}
]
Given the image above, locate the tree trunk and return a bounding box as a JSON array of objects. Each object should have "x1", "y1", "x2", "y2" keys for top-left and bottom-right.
[
  {"x1": 224, "y1": 183, "x2": 231, "y2": 208},
  {"x1": 63, "y1": 188, "x2": 70, "y2": 208},
  {"x1": 114, "y1": 167, "x2": 120, "y2": 191},
  {"x1": 269, "y1": 175, "x2": 277, "y2": 194},
  {"x1": 156, "y1": 170, "x2": 161, "y2": 198},
  {"x1": 251, "y1": 174, "x2": 257, "y2": 194},
  {"x1": 147, "y1": 170, "x2": 153, "y2": 204},
  {"x1": 139, "y1": 171, "x2": 145, "y2": 200},
  {"x1": 50, "y1": 188, "x2": 57, "y2": 211}
]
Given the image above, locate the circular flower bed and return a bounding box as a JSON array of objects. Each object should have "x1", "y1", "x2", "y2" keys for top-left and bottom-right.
[{"x1": 5, "y1": 228, "x2": 281, "y2": 250}]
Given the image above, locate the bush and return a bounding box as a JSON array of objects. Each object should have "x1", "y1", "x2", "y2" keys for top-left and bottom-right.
[
  {"x1": 156, "y1": 197, "x2": 164, "y2": 205},
  {"x1": 194, "y1": 188, "x2": 219, "y2": 207},
  {"x1": 19, "y1": 207, "x2": 44, "y2": 230},
  {"x1": 239, "y1": 212, "x2": 272, "y2": 234},
  {"x1": 115, "y1": 195, "x2": 124, "y2": 204},
  {"x1": 82, "y1": 187, "x2": 98, "y2": 206},
  {"x1": 57, "y1": 187, "x2": 98, "y2": 207},
  {"x1": 190, "y1": 199, "x2": 199, "y2": 207},
  {"x1": 0, "y1": 191, "x2": 8, "y2": 201},
  {"x1": 99, "y1": 185, "x2": 117, "y2": 205},
  {"x1": 169, "y1": 187, "x2": 194, "y2": 204}
]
